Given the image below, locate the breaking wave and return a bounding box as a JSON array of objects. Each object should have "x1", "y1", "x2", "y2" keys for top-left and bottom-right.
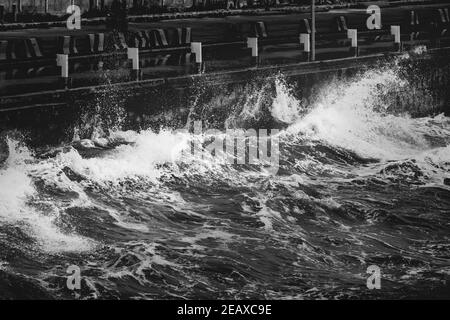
[{"x1": 1, "y1": 57, "x2": 450, "y2": 299}]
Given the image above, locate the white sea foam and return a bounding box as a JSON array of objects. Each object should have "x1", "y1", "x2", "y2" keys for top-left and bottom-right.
[
  {"x1": 57, "y1": 129, "x2": 190, "y2": 183},
  {"x1": 285, "y1": 69, "x2": 450, "y2": 164},
  {"x1": 1, "y1": 65, "x2": 449, "y2": 256},
  {"x1": 271, "y1": 78, "x2": 301, "y2": 124},
  {"x1": 0, "y1": 139, "x2": 94, "y2": 253}
]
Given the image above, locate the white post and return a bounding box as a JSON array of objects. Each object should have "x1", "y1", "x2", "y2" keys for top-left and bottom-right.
[
  {"x1": 191, "y1": 42, "x2": 202, "y2": 63},
  {"x1": 299, "y1": 33, "x2": 311, "y2": 52},
  {"x1": 127, "y1": 48, "x2": 139, "y2": 70},
  {"x1": 56, "y1": 54, "x2": 69, "y2": 78},
  {"x1": 391, "y1": 25, "x2": 401, "y2": 43},
  {"x1": 347, "y1": 29, "x2": 358, "y2": 47},
  {"x1": 246, "y1": 37, "x2": 258, "y2": 57}
]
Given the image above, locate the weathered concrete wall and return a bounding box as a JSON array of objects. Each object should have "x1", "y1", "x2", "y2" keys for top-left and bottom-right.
[{"x1": 1, "y1": 49, "x2": 449, "y2": 147}]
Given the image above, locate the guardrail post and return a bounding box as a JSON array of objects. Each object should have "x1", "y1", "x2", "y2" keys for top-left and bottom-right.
[
  {"x1": 299, "y1": 33, "x2": 311, "y2": 61},
  {"x1": 56, "y1": 54, "x2": 69, "y2": 88},
  {"x1": 127, "y1": 47, "x2": 139, "y2": 70},
  {"x1": 347, "y1": 29, "x2": 358, "y2": 57},
  {"x1": 127, "y1": 47, "x2": 140, "y2": 80},
  {"x1": 391, "y1": 25, "x2": 401, "y2": 52},
  {"x1": 247, "y1": 37, "x2": 258, "y2": 57},
  {"x1": 191, "y1": 42, "x2": 203, "y2": 73},
  {"x1": 247, "y1": 37, "x2": 258, "y2": 65}
]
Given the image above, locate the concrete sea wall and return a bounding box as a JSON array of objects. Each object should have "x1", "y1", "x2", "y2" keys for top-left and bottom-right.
[{"x1": 0, "y1": 48, "x2": 449, "y2": 146}]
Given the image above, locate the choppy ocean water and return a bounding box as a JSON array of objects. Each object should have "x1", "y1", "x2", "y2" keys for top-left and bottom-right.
[{"x1": 1, "y1": 55, "x2": 450, "y2": 299}]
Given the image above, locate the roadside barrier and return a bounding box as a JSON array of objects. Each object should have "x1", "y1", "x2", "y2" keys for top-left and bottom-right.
[
  {"x1": 2, "y1": 7, "x2": 450, "y2": 65},
  {"x1": 435, "y1": 8, "x2": 449, "y2": 36},
  {"x1": 152, "y1": 29, "x2": 169, "y2": 47},
  {"x1": 254, "y1": 21, "x2": 268, "y2": 38},
  {"x1": 60, "y1": 36, "x2": 78, "y2": 55},
  {"x1": 130, "y1": 27, "x2": 191, "y2": 50},
  {"x1": 180, "y1": 53, "x2": 192, "y2": 66},
  {"x1": 88, "y1": 33, "x2": 105, "y2": 53},
  {"x1": 27, "y1": 38, "x2": 43, "y2": 58},
  {"x1": 112, "y1": 32, "x2": 128, "y2": 50},
  {"x1": 0, "y1": 38, "x2": 42, "y2": 60},
  {"x1": 438, "y1": 8, "x2": 449, "y2": 24},
  {"x1": 336, "y1": 16, "x2": 349, "y2": 32},
  {"x1": 0, "y1": 40, "x2": 14, "y2": 61},
  {"x1": 410, "y1": 10, "x2": 420, "y2": 28},
  {"x1": 176, "y1": 27, "x2": 192, "y2": 46},
  {"x1": 407, "y1": 10, "x2": 424, "y2": 40},
  {"x1": 133, "y1": 31, "x2": 146, "y2": 48}
]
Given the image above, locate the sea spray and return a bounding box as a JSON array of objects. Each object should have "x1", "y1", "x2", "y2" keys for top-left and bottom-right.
[
  {"x1": 0, "y1": 138, "x2": 94, "y2": 252},
  {"x1": 0, "y1": 59, "x2": 449, "y2": 298}
]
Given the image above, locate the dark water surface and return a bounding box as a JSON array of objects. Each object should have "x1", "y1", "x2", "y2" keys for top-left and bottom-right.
[{"x1": 0, "y1": 52, "x2": 450, "y2": 299}]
